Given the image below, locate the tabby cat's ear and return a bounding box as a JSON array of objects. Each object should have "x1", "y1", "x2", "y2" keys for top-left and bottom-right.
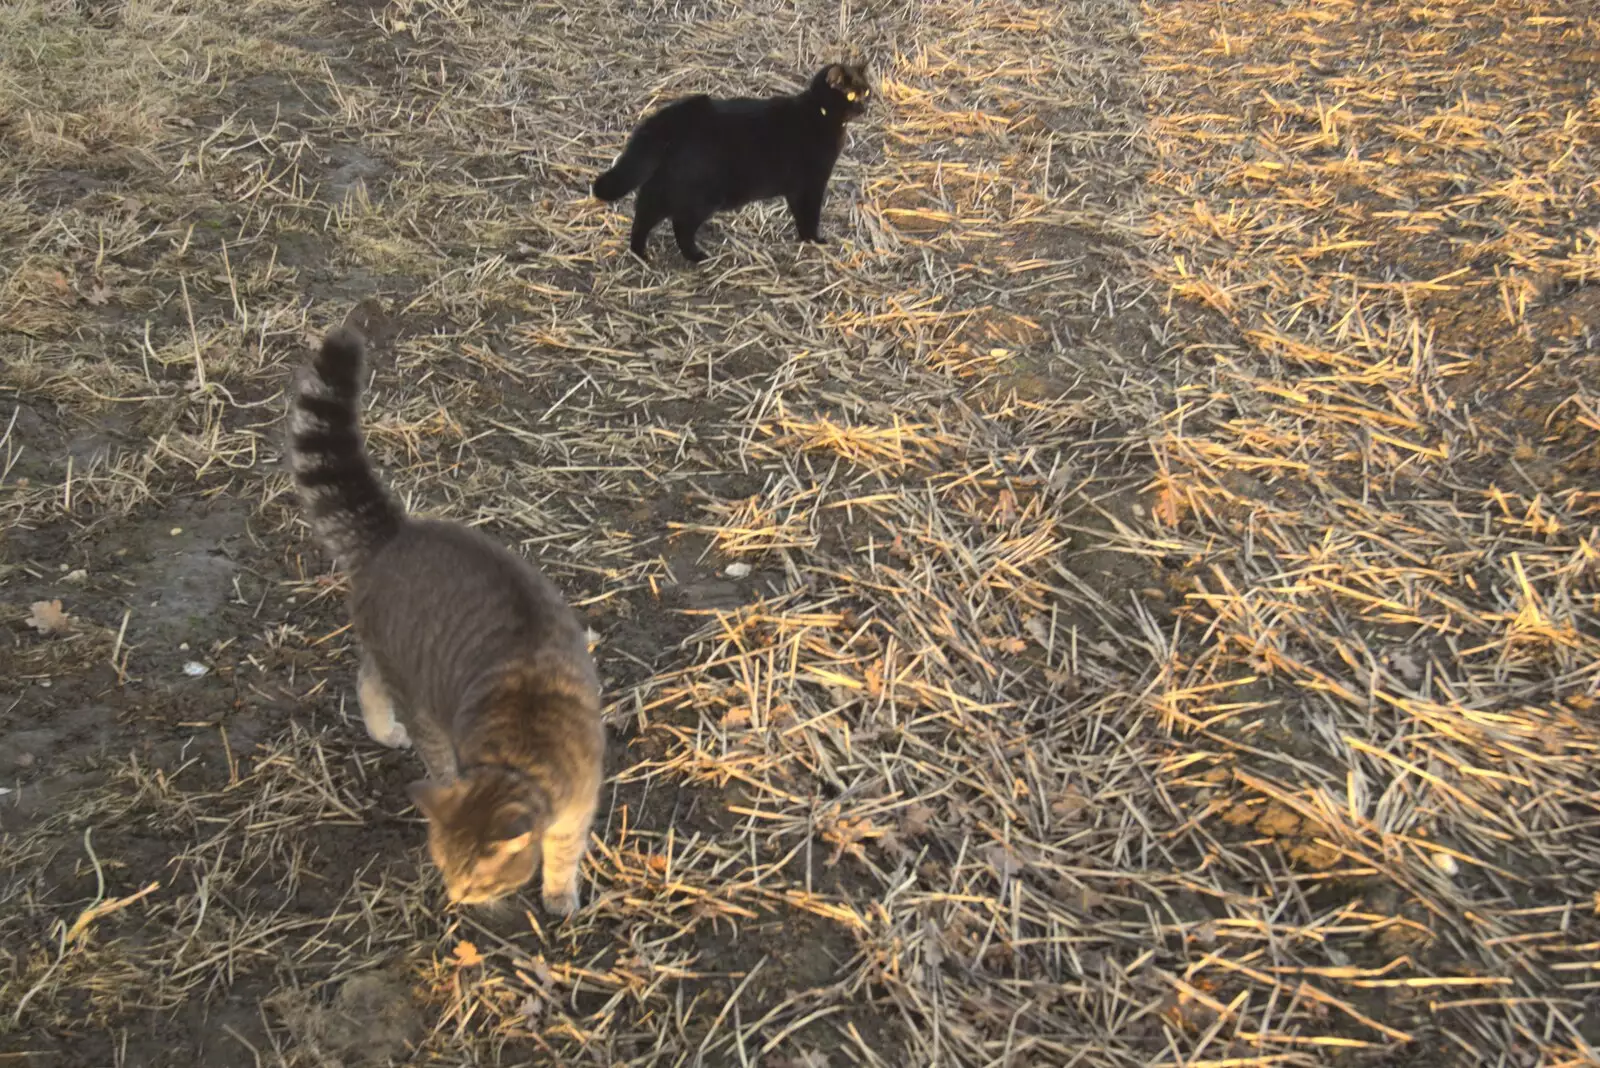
[
  {"x1": 487, "y1": 830, "x2": 535, "y2": 856},
  {"x1": 483, "y1": 804, "x2": 536, "y2": 855},
  {"x1": 407, "y1": 779, "x2": 459, "y2": 820},
  {"x1": 490, "y1": 803, "x2": 536, "y2": 842}
]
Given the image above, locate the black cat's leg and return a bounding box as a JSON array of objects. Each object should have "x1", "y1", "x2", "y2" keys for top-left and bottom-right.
[
  {"x1": 629, "y1": 185, "x2": 668, "y2": 262},
  {"x1": 784, "y1": 175, "x2": 825, "y2": 244},
  {"x1": 785, "y1": 194, "x2": 809, "y2": 240},
  {"x1": 672, "y1": 206, "x2": 711, "y2": 264},
  {"x1": 792, "y1": 184, "x2": 828, "y2": 244}
]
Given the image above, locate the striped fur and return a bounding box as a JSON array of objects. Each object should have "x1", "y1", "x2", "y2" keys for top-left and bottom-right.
[{"x1": 287, "y1": 328, "x2": 404, "y2": 570}]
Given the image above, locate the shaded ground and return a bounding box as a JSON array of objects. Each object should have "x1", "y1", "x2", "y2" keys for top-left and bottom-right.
[{"x1": 1, "y1": 0, "x2": 1597, "y2": 1065}]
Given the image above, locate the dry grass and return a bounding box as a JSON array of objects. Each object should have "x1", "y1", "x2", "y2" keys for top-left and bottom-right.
[{"x1": 1, "y1": 0, "x2": 1597, "y2": 1064}]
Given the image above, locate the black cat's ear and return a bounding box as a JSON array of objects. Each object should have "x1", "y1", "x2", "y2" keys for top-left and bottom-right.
[{"x1": 826, "y1": 64, "x2": 851, "y2": 91}]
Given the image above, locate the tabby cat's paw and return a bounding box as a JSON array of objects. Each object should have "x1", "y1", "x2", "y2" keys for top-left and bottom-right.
[
  {"x1": 376, "y1": 721, "x2": 412, "y2": 749},
  {"x1": 542, "y1": 887, "x2": 579, "y2": 917}
]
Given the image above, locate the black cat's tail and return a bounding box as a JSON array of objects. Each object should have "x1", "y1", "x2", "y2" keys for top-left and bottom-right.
[
  {"x1": 592, "y1": 96, "x2": 709, "y2": 201},
  {"x1": 288, "y1": 327, "x2": 404, "y2": 572}
]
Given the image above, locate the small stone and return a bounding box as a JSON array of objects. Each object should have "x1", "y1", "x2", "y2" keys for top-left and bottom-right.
[
  {"x1": 724, "y1": 561, "x2": 753, "y2": 578},
  {"x1": 183, "y1": 661, "x2": 210, "y2": 678}
]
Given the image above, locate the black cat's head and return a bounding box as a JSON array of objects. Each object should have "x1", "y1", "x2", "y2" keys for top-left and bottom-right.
[{"x1": 810, "y1": 63, "x2": 872, "y2": 121}]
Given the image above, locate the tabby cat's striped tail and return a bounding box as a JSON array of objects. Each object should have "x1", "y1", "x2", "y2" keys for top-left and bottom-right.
[{"x1": 288, "y1": 328, "x2": 404, "y2": 571}]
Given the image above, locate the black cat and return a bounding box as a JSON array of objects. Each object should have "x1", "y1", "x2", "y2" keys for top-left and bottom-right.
[{"x1": 593, "y1": 64, "x2": 871, "y2": 264}]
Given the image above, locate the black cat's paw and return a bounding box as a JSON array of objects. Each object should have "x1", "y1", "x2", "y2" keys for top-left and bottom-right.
[
  {"x1": 683, "y1": 248, "x2": 709, "y2": 265},
  {"x1": 801, "y1": 234, "x2": 830, "y2": 246},
  {"x1": 628, "y1": 247, "x2": 650, "y2": 264}
]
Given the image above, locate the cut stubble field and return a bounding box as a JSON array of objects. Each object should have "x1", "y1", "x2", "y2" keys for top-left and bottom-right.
[{"x1": 1, "y1": 0, "x2": 1598, "y2": 1065}]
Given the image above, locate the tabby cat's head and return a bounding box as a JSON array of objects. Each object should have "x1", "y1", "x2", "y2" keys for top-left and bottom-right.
[
  {"x1": 408, "y1": 770, "x2": 548, "y2": 907},
  {"x1": 812, "y1": 63, "x2": 872, "y2": 121}
]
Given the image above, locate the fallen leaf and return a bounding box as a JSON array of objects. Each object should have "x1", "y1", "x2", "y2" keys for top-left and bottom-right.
[
  {"x1": 994, "y1": 486, "x2": 1018, "y2": 524},
  {"x1": 528, "y1": 957, "x2": 553, "y2": 985},
  {"x1": 1388, "y1": 651, "x2": 1423, "y2": 684},
  {"x1": 983, "y1": 842, "x2": 1024, "y2": 881},
  {"x1": 452, "y1": 940, "x2": 484, "y2": 967},
  {"x1": 1059, "y1": 878, "x2": 1111, "y2": 914},
  {"x1": 863, "y1": 660, "x2": 884, "y2": 696},
  {"x1": 1152, "y1": 485, "x2": 1186, "y2": 527},
  {"x1": 1288, "y1": 839, "x2": 1342, "y2": 870},
  {"x1": 773, "y1": 1050, "x2": 831, "y2": 1068},
  {"x1": 85, "y1": 283, "x2": 112, "y2": 306},
  {"x1": 898, "y1": 802, "x2": 936, "y2": 837},
  {"x1": 26, "y1": 600, "x2": 72, "y2": 635},
  {"x1": 1220, "y1": 802, "x2": 1256, "y2": 826},
  {"x1": 921, "y1": 920, "x2": 946, "y2": 970},
  {"x1": 1254, "y1": 803, "x2": 1303, "y2": 838},
  {"x1": 821, "y1": 817, "x2": 879, "y2": 866},
  {"x1": 1051, "y1": 785, "x2": 1091, "y2": 822},
  {"x1": 721, "y1": 705, "x2": 752, "y2": 727}
]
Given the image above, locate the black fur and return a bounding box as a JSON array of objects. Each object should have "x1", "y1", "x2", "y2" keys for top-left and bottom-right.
[
  {"x1": 287, "y1": 328, "x2": 404, "y2": 570},
  {"x1": 593, "y1": 64, "x2": 871, "y2": 264}
]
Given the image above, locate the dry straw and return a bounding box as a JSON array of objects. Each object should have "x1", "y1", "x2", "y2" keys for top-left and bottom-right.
[{"x1": 0, "y1": 0, "x2": 1596, "y2": 1063}]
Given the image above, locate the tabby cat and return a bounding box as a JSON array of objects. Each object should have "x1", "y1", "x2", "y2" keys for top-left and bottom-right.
[
  {"x1": 593, "y1": 63, "x2": 871, "y2": 263},
  {"x1": 288, "y1": 326, "x2": 605, "y2": 914}
]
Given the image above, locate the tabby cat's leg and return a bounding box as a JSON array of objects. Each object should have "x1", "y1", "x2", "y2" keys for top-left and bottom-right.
[
  {"x1": 629, "y1": 185, "x2": 668, "y2": 261},
  {"x1": 408, "y1": 716, "x2": 460, "y2": 785},
  {"x1": 357, "y1": 656, "x2": 411, "y2": 749},
  {"x1": 540, "y1": 799, "x2": 596, "y2": 917},
  {"x1": 671, "y1": 208, "x2": 710, "y2": 264}
]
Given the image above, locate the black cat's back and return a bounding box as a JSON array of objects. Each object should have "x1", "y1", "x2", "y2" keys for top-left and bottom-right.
[{"x1": 660, "y1": 96, "x2": 826, "y2": 207}]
